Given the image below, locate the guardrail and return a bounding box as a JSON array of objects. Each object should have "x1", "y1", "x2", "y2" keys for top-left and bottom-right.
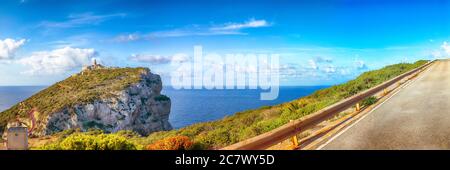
[{"x1": 221, "y1": 60, "x2": 435, "y2": 150}]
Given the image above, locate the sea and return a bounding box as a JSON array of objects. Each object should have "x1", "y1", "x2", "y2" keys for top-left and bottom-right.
[{"x1": 0, "y1": 86, "x2": 327, "y2": 129}]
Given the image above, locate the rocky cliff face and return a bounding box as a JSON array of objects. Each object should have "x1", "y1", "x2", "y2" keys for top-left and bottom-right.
[{"x1": 3, "y1": 68, "x2": 172, "y2": 137}]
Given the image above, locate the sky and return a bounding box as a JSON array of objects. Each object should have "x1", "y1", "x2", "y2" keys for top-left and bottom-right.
[{"x1": 1, "y1": 0, "x2": 450, "y2": 86}]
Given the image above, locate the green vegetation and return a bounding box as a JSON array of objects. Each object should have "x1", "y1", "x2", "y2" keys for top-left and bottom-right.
[
  {"x1": 361, "y1": 96, "x2": 378, "y2": 106},
  {"x1": 0, "y1": 67, "x2": 149, "y2": 134},
  {"x1": 37, "y1": 130, "x2": 197, "y2": 150},
  {"x1": 38, "y1": 130, "x2": 141, "y2": 150},
  {"x1": 154, "y1": 95, "x2": 170, "y2": 101},
  {"x1": 146, "y1": 135, "x2": 194, "y2": 150},
  {"x1": 132, "y1": 60, "x2": 428, "y2": 149}
]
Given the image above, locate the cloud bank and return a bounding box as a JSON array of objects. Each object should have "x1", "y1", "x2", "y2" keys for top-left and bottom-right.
[
  {"x1": 441, "y1": 41, "x2": 450, "y2": 56},
  {"x1": 430, "y1": 41, "x2": 450, "y2": 59},
  {"x1": 129, "y1": 54, "x2": 190, "y2": 64},
  {"x1": 18, "y1": 47, "x2": 97, "y2": 75},
  {"x1": 0, "y1": 38, "x2": 26, "y2": 60}
]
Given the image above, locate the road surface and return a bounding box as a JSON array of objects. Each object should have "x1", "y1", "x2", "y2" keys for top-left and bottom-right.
[{"x1": 321, "y1": 60, "x2": 450, "y2": 149}]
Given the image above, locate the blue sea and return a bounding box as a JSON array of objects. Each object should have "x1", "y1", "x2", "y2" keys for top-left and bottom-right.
[{"x1": 0, "y1": 86, "x2": 326, "y2": 129}]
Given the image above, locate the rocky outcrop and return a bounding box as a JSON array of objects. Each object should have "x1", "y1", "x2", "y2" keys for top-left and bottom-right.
[{"x1": 9, "y1": 69, "x2": 172, "y2": 137}]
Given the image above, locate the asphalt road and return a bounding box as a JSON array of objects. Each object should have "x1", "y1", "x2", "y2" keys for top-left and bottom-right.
[{"x1": 321, "y1": 60, "x2": 450, "y2": 150}]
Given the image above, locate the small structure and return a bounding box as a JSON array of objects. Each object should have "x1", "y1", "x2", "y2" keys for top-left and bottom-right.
[
  {"x1": 81, "y1": 59, "x2": 105, "y2": 73},
  {"x1": 6, "y1": 127, "x2": 28, "y2": 150}
]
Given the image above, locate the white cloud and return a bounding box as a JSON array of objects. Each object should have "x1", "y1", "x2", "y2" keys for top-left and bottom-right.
[
  {"x1": 148, "y1": 26, "x2": 244, "y2": 38},
  {"x1": 39, "y1": 12, "x2": 126, "y2": 29},
  {"x1": 171, "y1": 54, "x2": 190, "y2": 63},
  {"x1": 121, "y1": 19, "x2": 270, "y2": 40},
  {"x1": 441, "y1": 41, "x2": 450, "y2": 55},
  {"x1": 212, "y1": 19, "x2": 270, "y2": 31},
  {"x1": 429, "y1": 41, "x2": 450, "y2": 59},
  {"x1": 113, "y1": 34, "x2": 141, "y2": 42},
  {"x1": 308, "y1": 59, "x2": 318, "y2": 70},
  {"x1": 129, "y1": 54, "x2": 190, "y2": 64},
  {"x1": 305, "y1": 56, "x2": 333, "y2": 71},
  {"x1": 313, "y1": 56, "x2": 333, "y2": 63},
  {"x1": 431, "y1": 50, "x2": 442, "y2": 58},
  {"x1": 323, "y1": 65, "x2": 336, "y2": 73},
  {"x1": 339, "y1": 68, "x2": 352, "y2": 75},
  {"x1": 18, "y1": 47, "x2": 97, "y2": 75},
  {"x1": 129, "y1": 54, "x2": 172, "y2": 64},
  {"x1": 354, "y1": 59, "x2": 367, "y2": 70},
  {"x1": 0, "y1": 38, "x2": 26, "y2": 60},
  {"x1": 279, "y1": 64, "x2": 304, "y2": 78}
]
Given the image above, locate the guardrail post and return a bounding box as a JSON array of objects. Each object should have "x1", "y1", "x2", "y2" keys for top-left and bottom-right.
[
  {"x1": 291, "y1": 135, "x2": 299, "y2": 149},
  {"x1": 383, "y1": 88, "x2": 388, "y2": 96},
  {"x1": 355, "y1": 103, "x2": 361, "y2": 112},
  {"x1": 290, "y1": 120, "x2": 299, "y2": 149}
]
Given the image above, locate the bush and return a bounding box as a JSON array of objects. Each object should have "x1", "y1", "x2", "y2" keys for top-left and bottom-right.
[
  {"x1": 361, "y1": 96, "x2": 378, "y2": 106},
  {"x1": 41, "y1": 133, "x2": 138, "y2": 150},
  {"x1": 116, "y1": 130, "x2": 141, "y2": 138},
  {"x1": 146, "y1": 136, "x2": 193, "y2": 150},
  {"x1": 154, "y1": 95, "x2": 170, "y2": 101}
]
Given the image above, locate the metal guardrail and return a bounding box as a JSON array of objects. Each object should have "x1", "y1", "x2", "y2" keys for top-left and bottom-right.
[{"x1": 221, "y1": 60, "x2": 434, "y2": 150}]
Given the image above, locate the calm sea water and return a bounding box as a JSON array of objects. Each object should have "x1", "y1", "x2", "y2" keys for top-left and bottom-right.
[{"x1": 0, "y1": 86, "x2": 326, "y2": 129}]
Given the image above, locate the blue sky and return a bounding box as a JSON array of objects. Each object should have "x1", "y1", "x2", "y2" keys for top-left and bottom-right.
[{"x1": 1, "y1": 0, "x2": 450, "y2": 86}]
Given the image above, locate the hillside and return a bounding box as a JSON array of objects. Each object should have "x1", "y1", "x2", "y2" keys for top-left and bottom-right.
[{"x1": 0, "y1": 66, "x2": 172, "y2": 136}]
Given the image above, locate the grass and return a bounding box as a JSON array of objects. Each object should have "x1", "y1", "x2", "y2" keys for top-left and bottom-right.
[{"x1": 0, "y1": 67, "x2": 150, "y2": 134}]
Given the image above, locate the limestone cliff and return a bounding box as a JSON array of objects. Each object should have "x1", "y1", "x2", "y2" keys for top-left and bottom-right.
[{"x1": 0, "y1": 66, "x2": 172, "y2": 137}]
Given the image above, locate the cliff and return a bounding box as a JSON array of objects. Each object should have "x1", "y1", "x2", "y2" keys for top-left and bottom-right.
[{"x1": 0, "y1": 67, "x2": 172, "y2": 137}]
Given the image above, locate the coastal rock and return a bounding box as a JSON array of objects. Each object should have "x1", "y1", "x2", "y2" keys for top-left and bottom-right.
[
  {"x1": 2, "y1": 67, "x2": 172, "y2": 137},
  {"x1": 42, "y1": 72, "x2": 171, "y2": 136}
]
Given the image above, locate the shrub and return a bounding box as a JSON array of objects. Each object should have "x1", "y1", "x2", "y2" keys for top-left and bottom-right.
[
  {"x1": 41, "y1": 133, "x2": 138, "y2": 150},
  {"x1": 361, "y1": 96, "x2": 378, "y2": 106},
  {"x1": 154, "y1": 95, "x2": 170, "y2": 101},
  {"x1": 95, "y1": 134, "x2": 137, "y2": 150},
  {"x1": 116, "y1": 130, "x2": 141, "y2": 138},
  {"x1": 146, "y1": 136, "x2": 193, "y2": 150}
]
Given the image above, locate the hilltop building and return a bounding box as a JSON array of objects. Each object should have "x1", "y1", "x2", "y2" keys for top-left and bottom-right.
[
  {"x1": 78, "y1": 59, "x2": 106, "y2": 76},
  {"x1": 82, "y1": 59, "x2": 104, "y2": 72}
]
